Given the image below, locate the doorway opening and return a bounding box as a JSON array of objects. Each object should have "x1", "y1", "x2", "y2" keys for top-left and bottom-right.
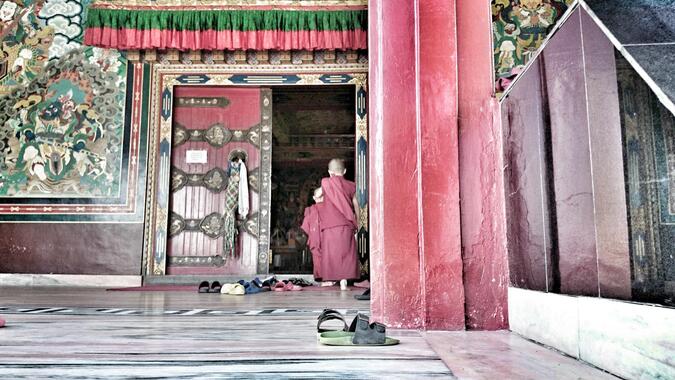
[
  {"x1": 270, "y1": 86, "x2": 357, "y2": 275},
  {"x1": 144, "y1": 68, "x2": 368, "y2": 280}
]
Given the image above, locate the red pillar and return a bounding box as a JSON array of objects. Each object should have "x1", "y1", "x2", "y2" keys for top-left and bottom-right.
[
  {"x1": 369, "y1": 0, "x2": 464, "y2": 329},
  {"x1": 456, "y1": 0, "x2": 509, "y2": 329}
]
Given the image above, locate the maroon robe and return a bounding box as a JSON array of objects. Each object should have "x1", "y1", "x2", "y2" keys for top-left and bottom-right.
[
  {"x1": 301, "y1": 204, "x2": 323, "y2": 279},
  {"x1": 319, "y1": 176, "x2": 360, "y2": 281}
]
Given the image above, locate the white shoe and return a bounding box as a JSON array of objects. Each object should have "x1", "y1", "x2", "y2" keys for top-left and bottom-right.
[
  {"x1": 321, "y1": 281, "x2": 336, "y2": 287},
  {"x1": 340, "y1": 279, "x2": 348, "y2": 291}
]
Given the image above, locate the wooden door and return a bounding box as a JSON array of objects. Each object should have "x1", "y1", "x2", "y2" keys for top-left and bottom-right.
[{"x1": 167, "y1": 87, "x2": 271, "y2": 276}]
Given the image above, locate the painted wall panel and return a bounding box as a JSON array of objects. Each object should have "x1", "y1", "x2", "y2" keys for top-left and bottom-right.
[
  {"x1": 492, "y1": 0, "x2": 575, "y2": 95},
  {"x1": 0, "y1": 1, "x2": 147, "y2": 275}
]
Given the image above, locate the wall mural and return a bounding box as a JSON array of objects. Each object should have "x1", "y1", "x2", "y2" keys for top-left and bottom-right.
[
  {"x1": 0, "y1": 0, "x2": 147, "y2": 221},
  {"x1": 0, "y1": 48, "x2": 125, "y2": 197},
  {"x1": 617, "y1": 54, "x2": 675, "y2": 304},
  {"x1": 492, "y1": 0, "x2": 575, "y2": 96},
  {"x1": 0, "y1": 0, "x2": 92, "y2": 95}
]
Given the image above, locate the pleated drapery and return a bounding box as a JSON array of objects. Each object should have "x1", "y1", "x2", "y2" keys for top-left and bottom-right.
[{"x1": 84, "y1": 8, "x2": 368, "y2": 51}]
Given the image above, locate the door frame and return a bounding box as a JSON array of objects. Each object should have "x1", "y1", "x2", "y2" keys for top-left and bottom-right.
[{"x1": 143, "y1": 63, "x2": 368, "y2": 278}]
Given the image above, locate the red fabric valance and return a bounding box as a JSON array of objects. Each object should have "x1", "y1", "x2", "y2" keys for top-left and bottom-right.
[{"x1": 84, "y1": 3, "x2": 368, "y2": 51}]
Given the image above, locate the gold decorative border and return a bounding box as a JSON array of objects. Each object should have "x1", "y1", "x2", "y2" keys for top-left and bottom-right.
[{"x1": 144, "y1": 63, "x2": 367, "y2": 276}]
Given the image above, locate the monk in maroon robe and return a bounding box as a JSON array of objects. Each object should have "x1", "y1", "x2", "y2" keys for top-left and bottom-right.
[
  {"x1": 301, "y1": 188, "x2": 325, "y2": 279},
  {"x1": 318, "y1": 159, "x2": 360, "y2": 286}
]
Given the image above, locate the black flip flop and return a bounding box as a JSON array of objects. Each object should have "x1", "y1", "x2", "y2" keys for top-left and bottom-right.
[
  {"x1": 210, "y1": 281, "x2": 222, "y2": 293},
  {"x1": 198, "y1": 281, "x2": 210, "y2": 293},
  {"x1": 317, "y1": 309, "x2": 349, "y2": 334},
  {"x1": 355, "y1": 288, "x2": 370, "y2": 301}
]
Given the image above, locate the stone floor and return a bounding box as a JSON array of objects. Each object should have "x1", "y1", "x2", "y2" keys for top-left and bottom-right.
[{"x1": 0, "y1": 287, "x2": 618, "y2": 379}]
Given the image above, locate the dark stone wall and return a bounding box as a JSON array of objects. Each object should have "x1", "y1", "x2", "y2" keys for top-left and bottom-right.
[{"x1": 0, "y1": 223, "x2": 143, "y2": 275}]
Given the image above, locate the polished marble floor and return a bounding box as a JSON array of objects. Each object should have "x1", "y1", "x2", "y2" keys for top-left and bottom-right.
[{"x1": 0, "y1": 287, "x2": 618, "y2": 379}]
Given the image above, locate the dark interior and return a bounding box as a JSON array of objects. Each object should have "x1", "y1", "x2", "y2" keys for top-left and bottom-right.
[{"x1": 270, "y1": 85, "x2": 356, "y2": 274}]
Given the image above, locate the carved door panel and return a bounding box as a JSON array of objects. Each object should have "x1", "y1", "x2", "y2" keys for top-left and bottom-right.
[{"x1": 167, "y1": 87, "x2": 271, "y2": 275}]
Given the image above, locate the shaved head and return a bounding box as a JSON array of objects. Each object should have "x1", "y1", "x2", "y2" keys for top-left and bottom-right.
[
  {"x1": 312, "y1": 187, "x2": 323, "y2": 203},
  {"x1": 328, "y1": 158, "x2": 346, "y2": 176}
]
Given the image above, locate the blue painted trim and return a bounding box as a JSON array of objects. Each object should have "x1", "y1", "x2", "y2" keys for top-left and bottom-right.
[
  {"x1": 357, "y1": 87, "x2": 367, "y2": 119},
  {"x1": 161, "y1": 88, "x2": 172, "y2": 120},
  {"x1": 319, "y1": 74, "x2": 353, "y2": 84},
  {"x1": 228, "y1": 74, "x2": 301, "y2": 84},
  {"x1": 357, "y1": 137, "x2": 368, "y2": 207},
  {"x1": 176, "y1": 74, "x2": 211, "y2": 84}
]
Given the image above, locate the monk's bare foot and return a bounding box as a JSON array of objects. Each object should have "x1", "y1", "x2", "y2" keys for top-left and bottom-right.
[
  {"x1": 340, "y1": 279, "x2": 348, "y2": 291},
  {"x1": 321, "y1": 281, "x2": 336, "y2": 287}
]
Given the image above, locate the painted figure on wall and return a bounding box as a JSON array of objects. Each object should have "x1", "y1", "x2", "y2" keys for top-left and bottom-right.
[
  {"x1": 0, "y1": 1, "x2": 20, "y2": 33},
  {"x1": 493, "y1": 0, "x2": 573, "y2": 95},
  {"x1": 1, "y1": 0, "x2": 94, "y2": 96},
  {"x1": 0, "y1": 48, "x2": 127, "y2": 197},
  {"x1": 0, "y1": 0, "x2": 52, "y2": 94}
]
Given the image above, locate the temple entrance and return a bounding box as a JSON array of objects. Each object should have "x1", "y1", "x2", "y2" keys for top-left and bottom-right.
[
  {"x1": 162, "y1": 84, "x2": 367, "y2": 279},
  {"x1": 143, "y1": 68, "x2": 368, "y2": 279},
  {"x1": 270, "y1": 86, "x2": 358, "y2": 275}
]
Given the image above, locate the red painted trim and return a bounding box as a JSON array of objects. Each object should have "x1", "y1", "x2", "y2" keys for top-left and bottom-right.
[{"x1": 84, "y1": 27, "x2": 367, "y2": 51}]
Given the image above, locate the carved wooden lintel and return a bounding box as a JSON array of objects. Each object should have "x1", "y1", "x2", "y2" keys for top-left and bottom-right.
[{"x1": 126, "y1": 49, "x2": 367, "y2": 66}]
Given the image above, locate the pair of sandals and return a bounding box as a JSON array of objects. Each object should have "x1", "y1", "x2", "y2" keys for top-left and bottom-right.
[
  {"x1": 198, "y1": 281, "x2": 223, "y2": 293},
  {"x1": 316, "y1": 309, "x2": 399, "y2": 346},
  {"x1": 272, "y1": 280, "x2": 303, "y2": 292},
  {"x1": 198, "y1": 280, "x2": 268, "y2": 295}
]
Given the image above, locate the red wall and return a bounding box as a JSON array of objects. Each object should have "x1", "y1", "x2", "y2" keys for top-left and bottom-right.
[
  {"x1": 456, "y1": 0, "x2": 509, "y2": 329},
  {"x1": 369, "y1": 0, "x2": 464, "y2": 329},
  {"x1": 0, "y1": 224, "x2": 143, "y2": 275}
]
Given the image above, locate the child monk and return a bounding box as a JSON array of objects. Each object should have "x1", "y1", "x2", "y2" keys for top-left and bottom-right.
[
  {"x1": 301, "y1": 187, "x2": 325, "y2": 280},
  {"x1": 318, "y1": 158, "x2": 360, "y2": 290}
]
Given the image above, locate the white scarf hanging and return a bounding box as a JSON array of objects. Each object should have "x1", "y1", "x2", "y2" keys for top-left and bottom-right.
[{"x1": 238, "y1": 161, "x2": 249, "y2": 219}]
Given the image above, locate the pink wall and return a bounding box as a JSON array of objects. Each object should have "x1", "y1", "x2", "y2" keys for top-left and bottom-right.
[
  {"x1": 501, "y1": 61, "x2": 554, "y2": 293},
  {"x1": 369, "y1": 0, "x2": 464, "y2": 329},
  {"x1": 580, "y1": 10, "x2": 632, "y2": 300},
  {"x1": 499, "y1": 8, "x2": 631, "y2": 300},
  {"x1": 456, "y1": 0, "x2": 509, "y2": 330},
  {"x1": 543, "y1": 13, "x2": 600, "y2": 297}
]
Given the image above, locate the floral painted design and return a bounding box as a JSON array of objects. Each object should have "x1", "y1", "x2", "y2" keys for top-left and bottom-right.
[
  {"x1": 1, "y1": 0, "x2": 95, "y2": 95},
  {"x1": 493, "y1": 0, "x2": 574, "y2": 95},
  {"x1": 0, "y1": 0, "x2": 53, "y2": 95},
  {"x1": 0, "y1": 42, "x2": 127, "y2": 197}
]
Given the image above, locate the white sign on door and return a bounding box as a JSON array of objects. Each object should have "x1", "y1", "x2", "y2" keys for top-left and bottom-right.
[{"x1": 186, "y1": 150, "x2": 208, "y2": 164}]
